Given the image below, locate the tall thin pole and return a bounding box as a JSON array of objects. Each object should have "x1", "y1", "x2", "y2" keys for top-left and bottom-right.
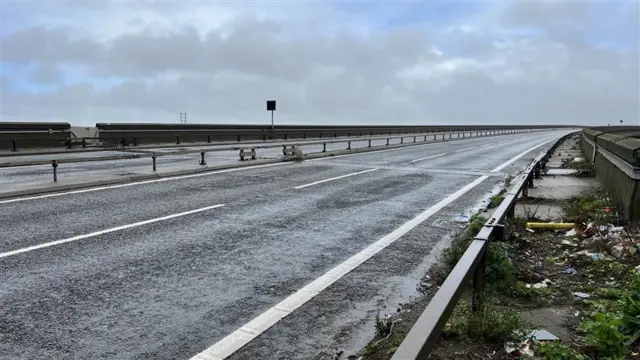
[{"x1": 271, "y1": 110, "x2": 274, "y2": 133}]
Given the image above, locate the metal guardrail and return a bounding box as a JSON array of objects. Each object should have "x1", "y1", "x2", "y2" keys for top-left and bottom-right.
[
  {"x1": 4, "y1": 128, "x2": 557, "y2": 184},
  {"x1": 2, "y1": 126, "x2": 573, "y2": 151},
  {"x1": 391, "y1": 132, "x2": 573, "y2": 360}
]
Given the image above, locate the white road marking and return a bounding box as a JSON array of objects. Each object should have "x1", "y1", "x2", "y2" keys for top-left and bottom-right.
[
  {"x1": 0, "y1": 162, "x2": 291, "y2": 205},
  {"x1": 0, "y1": 204, "x2": 226, "y2": 259},
  {"x1": 190, "y1": 135, "x2": 561, "y2": 360},
  {"x1": 409, "y1": 152, "x2": 447, "y2": 163},
  {"x1": 455, "y1": 146, "x2": 477, "y2": 153},
  {"x1": 294, "y1": 168, "x2": 379, "y2": 189}
]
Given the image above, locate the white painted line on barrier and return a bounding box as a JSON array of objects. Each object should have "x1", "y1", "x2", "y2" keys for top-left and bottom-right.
[
  {"x1": 410, "y1": 152, "x2": 447, "y2": 163},
  {"x1": 0, "y1": 162, "x2": 292, "y2": 205},
  {"x1": 0, "y1": 204, "x2": 226, "y2": 259},
  {"x1": 455, "y1": 146, "x2": 477, "y2": 153},
  {"x1": 293, "y1": 168, "x2": 379, "y2": 189},
  {"x1": 189, "y1": 136, "x2": 561, "y2": 360}
]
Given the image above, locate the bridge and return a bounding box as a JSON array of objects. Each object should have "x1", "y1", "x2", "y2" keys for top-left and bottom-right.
[{"x1": 1, "y1": 123, "x2": 637, "y2": 359}]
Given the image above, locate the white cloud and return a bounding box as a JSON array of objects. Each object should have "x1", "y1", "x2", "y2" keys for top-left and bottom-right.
[{"x1": 0, "y1": 0, "x2": 638, "y2": 126}]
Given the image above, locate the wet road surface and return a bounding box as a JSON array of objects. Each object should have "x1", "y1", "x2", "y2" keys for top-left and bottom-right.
[{"x1": 0, "y1": 130, "x2": 571, "y2": 360}]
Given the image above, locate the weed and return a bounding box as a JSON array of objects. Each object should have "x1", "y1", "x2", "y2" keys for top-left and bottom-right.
[
  {"x1": 579, "y1": 312, "x2": 629, "y2": 359},
  {"x1": 620, "y1": 272, "x2": 640, "y2": 345},
  {"x1": 374, "y1": 314, "x2": 392, "y2": 338},
  {"x1": 563, "y1": 191, "x2": 612, "y2": 224},
  {"x1": 292, "y1": 146, "x2": 305, "y2": 161},
  {"x1": 485, "y1": 243, "x2": 516, "y2": 293},
  {"x1": 488, "y1": 194, "x2": 505, "y2": 209},
  {"x1": 441, "y1": 214, "x2": 487, "y2": 270},
  {"x1": 512, "y1": 281, "x2": 553, "y2": 304},
  {"x1": 445, "y1": 300, "x2": 528, "y2": 343},
  {"x1": 535, "y1": 342, "x2": 584, "y2": 360},
  {"x1": 365, "y1": 314, "x2": 405, "y2": 355},
  {"x1": 560, "y1": 158, "x2": 596, "y2": 177},
  {"x1": 504, "y1": 174, "x2": 514, "y2": 188}
]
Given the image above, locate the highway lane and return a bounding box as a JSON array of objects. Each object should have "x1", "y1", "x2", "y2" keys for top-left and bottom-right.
[{"x1": 0, "y1": 130, "x2": 572, "y2": 360}]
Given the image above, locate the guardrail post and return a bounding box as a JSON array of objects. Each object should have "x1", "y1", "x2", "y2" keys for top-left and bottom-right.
[
  {"x1": 303, "y1": 133, "x2": 306, "y2": 139},
  {"x1": 323, "y1": 143, "x2": 327, "y2": 152},
  {"x1": 82, "y1": 138, "x2": 87, "y2": 148},
  {"x1": 284, "y1": 133, "x2": 288, "y2": 140},
  {"x1": 262, "y1": 134, "x2": 266, "y2": 141},
  {"x1": 401, "y1": 137, "x2": 404, "y2": 144},
  {"x1": 347, "y1": 141, "x2": 352, "y2": 150},
  {"x1": 348, "y1": 131, "x2": 351, "y2": 137},
  {"x1": 237, "y1": 134, "x2": 241, "y2": 142},
  {"x1": 52, "y1": 160, "x2": 58, "y2": 182},
  {"x1": 152, "y1": 154, "x2": 157, "y2": 171},
  {"x1": 449, "y1": 133, "x2": 452, "y2": 139},
  {"x1": 442, "y1": 134, "x2": 445, "y2": 140},
  {"x1": 527, "y1": 173, "x2": 534, "y2": 188},
  {"x1": 335, "y1": 132, "x2": 338, "y2": 138},
  {"x1": 462, "y1": 132, "x2": 465, "y2": 138},
  {"x1": 251, "y1": 148, "x2": 256, "y2": 160},
  {"x1": 433, "y1": 135, "x2": 436, "y2": 141},
  {"x1": 534, "y1": 162, "x2": 541, "y2": 179},
  {"x1": 424, "y1": 135, "x2": 427, "y2": 141},
  {"x1": 200, "y1": 151, "x2": 207, "y2": 166},
  {"x1": 386, "y1": 138, "x2": 390, "y2": 146},
  {"x1": 11, "y1": 138, "x2": 17, "y2": 152},
  {"x1": 414, "y1": 136, "x2": 416, "y2": 143},
  {"x1": 282, "y1": 145, "x2": 287, "y2": 155},
  {"x1": 472, "y1": 250, "x2": 487, "y2": 312},
  {"x1": 522, "y1": 184, "x2": 529, "y2": 198},
  {"x1": 176, "y1": 136, "x2": 180, "y2": 145},
  {"x1": 368, "y1": 139, "x2": 372, "y2": 148}
]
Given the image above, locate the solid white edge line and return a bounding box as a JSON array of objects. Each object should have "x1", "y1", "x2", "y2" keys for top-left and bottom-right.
[
  {"x1": 409, "y1": 152, "x2": 447, "y2": 163},
  {"x1": 190, "y1": 135, "x2": 562, "y2": 360},
  {"x1": 0, "y1": 162, "x2": 292, "y2": 205},
  {"x1": 455, "y1": 146, "x2": 477, "y2": 153},
  {"x1": 293, "y1": 168, "x2": 379, "y2": 189},
  {"x1": 0, "y1": 204, "x2": 226, "y2": 259}
]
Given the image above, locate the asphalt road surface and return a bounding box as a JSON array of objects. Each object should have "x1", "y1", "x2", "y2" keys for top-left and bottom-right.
[{"x1": 0, "y1": 130, "x2": 572, "y2": 360}]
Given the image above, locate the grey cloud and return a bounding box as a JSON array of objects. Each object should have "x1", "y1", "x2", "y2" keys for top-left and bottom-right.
[{"x1": 1, "y1": 2, "x2": 638, "y2": 126}]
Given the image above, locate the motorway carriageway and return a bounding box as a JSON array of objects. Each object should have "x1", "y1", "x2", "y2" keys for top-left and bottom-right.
[{"x1": 0, "y1": 130, "x2": 573, "y2": 360}]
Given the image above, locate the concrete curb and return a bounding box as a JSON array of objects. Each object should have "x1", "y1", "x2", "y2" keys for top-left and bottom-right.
[{"x1": 0, "y1": 131, "x2": 543, "y2": 200}]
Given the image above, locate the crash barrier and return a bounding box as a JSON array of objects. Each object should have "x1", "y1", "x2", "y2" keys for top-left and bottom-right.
[
  {"x1": 580, "y1": 126, "x2": 640, "y2": 221},
  {"x1": 94, "y1": 123, "x2": 573, "y2": 147},
  {"x1": 21, "y1": 128, "x2": 559, "y2": 182},
  {"x1": 390, "y1": 132, "x2": 573, "y2": 360},
  {"x1": 0, "y1": 122, "x2": 72, "y2": 150},
  {"x1": 239, "y1": 148, "x2": 257, "y2": 161},
  {"x1": 2, "y1": 122, "x2": 574, "y2": 150}
]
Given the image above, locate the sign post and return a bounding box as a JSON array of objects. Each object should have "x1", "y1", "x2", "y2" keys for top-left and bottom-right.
[{"x1": 266, "y1": 100, "x2": 276, "y2": 135}]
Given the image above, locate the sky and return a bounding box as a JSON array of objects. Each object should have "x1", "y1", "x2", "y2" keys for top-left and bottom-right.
[{"x1": 0, "y1": 0, "x2": 638, "y2": 126}]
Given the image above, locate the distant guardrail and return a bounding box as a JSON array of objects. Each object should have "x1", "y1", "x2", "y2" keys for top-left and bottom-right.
[
  {"x1": 580, "y1": 126, "x2": 640, "y2": 221},
  {"x1": 1, "y1": 122, "x2": 575, "y2": 151},
  {"x1": 93, "y1": 123, "x2": 575, "y2": 146},
  {"x1": 391, "y1": 132, "x2": 573, "y2": 359},
  {"x1": 0, "y1": 122, "x2": 72, "y2": 150}
]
